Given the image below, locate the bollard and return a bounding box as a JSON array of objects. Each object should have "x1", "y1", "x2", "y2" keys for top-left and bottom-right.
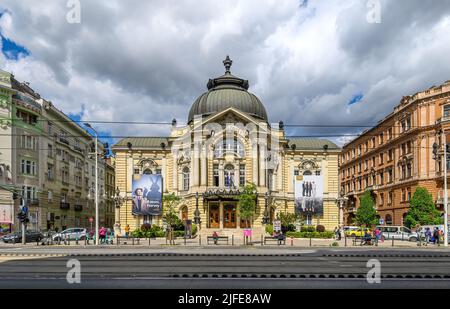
[
  {"x1": 117, "y1": 236, "x2": 119, "y2": 246},
  {"x1": 232, "y1": 235, "x2": 234, "y2": 246},
  {"x1": 184, "y1": 236, "x2": 187, "y2": 246},
  {"x1": 309, "y1": 237, "x2": 312, "y2": 247},
  {"x1": 344, "y1": 235, "x2": 347, "y2": 247},
  {"x1": 84, "y1": 236, "x2": 87, "y2": 246},
  {"x1": 132, "y1": 237, "x2": 135, "y2": 246},
  {"x1": 392, "y1": 237, "x2": 394, "y2": 247},
  {"x1": 261, "y1": 235, "x2": 263, "y2": 246},
  {"x1": 76, "y1": 235, "x2": 79, "y2": 245},
  {"x1": 199, "y1": 235, "x2": 201, "y2": 246},
  {"x1": 291, "y1": 236, "x2": 294, "y2": 246}
]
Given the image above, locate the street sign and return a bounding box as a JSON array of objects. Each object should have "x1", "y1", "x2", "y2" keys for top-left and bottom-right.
[
  {"x1": 21, "y1": 206, "x2": 28, "y2": 214},
  {"x1": 379, "y1": 219, "x2": 384, "y2": 225},
  {"x1": 273, "y1": 220, "x2": 281, "y2": 232}
]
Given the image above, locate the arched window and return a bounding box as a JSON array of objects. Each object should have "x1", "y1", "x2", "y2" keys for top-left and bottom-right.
[
  {"x1": 143, "y1": 169, "x2": 152, "y2": 175},
  {"x1": 214, "y1": 139, "x2": 245, "y2": 158},
  {"x1": 303, "y1": 170, "x2": 312, "y2": 176},
  {"x1": 182, "y1": 167, "x2": 190, "y2": 191},
  {"x1": 224, "y1": 164, "x2": 235, "y2": 187},
  {"x1": 385, "y1": 214, "x2": 393, "y2": 225}
]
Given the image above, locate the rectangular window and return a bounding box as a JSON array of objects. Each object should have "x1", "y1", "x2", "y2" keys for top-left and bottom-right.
[
  {"x1": 388, "y1": 191, "x2": 393, "y2": 205},
  {"x1": 380, "y1": 172, "x2": 384, "y2": 185},
  {"x1": 379, "y1": 153, "x2": 384, "y2": 165},
  {"x1": 388, "y1": 128, "x2": 393, "y2": 140},
  {"x1": 379, "y1": 193, "x2": 384, "y2": 206},
  {"x1": 239, "y1": 164, "x2": 245, "y2": 186},
  {"x1": 213, "y1": 164, "x2": 219, "y2": 187},
  {"x1": 444, "y1": 105, "x2": 450, "y2": 119},
  {"x1": 402, "y1": 189, "x2": 406, "y2": 202},
  {"x1": 47, "y1": 164, "x2": 54, "y2": 180},
  {"x1": 48, "y1": 190, "x2": 53, "y2": 202},
  {"x1": 48, "y1": 144, "x2": 53, "y2": 158},
  {"x1": 48, "y1": 122, "x2": 53, "y2": 135}
]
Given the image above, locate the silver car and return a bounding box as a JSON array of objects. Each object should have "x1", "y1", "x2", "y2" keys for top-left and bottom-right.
[
  {"x1": 52, "y1": 228, "x2": 87, "y2": 241},
  {"x1": 376, "y1": 226, "x2": 418, "y2": 242}
]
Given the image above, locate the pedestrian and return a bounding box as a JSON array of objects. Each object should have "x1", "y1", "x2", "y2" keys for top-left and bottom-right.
[
  {"x1": 125, "y1": 224, "x2": 130, "y2": 239},
  {"x1": 277, "y1": 231, "x2": 285, "y2": 246},
  {"x1": 99, "y1": 226, "x2": 106, "y2": 244},
  {"x1": 337, "y1": 227, "x2": 342, "y2": 241},
  {"x1": 374, "y1": 228, "x2": 381, "y2": 246},
  {"x1": 424, "y1": 227, "x2": 431, "y2": 246},
  {"x1": 212, "y1": 231, "x2": 219, "y2": 245},
  {"x1": 334, "y1": 227, "x2": 339, "y2": 240},
  {"x1": 433, "y1": 227, "x2": 440, "y2": 246}
]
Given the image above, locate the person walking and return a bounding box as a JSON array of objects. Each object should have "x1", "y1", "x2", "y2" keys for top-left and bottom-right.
[
  {"x1": 424, "y1": 227, "x2": 431, "y2": 246},
  {"x1": 99, "y1": 226, "x2": 106, "y2": 244},
  {"x1": 125, "y1": 224, "x2": 130, "y2": 239},
  {"x1": 433, "y1": 227, "x2": 440, "y2": 246}
]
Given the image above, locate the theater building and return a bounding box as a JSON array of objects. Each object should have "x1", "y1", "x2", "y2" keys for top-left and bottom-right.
[
  {"x1": 112, "y1": 57, "x2": 340, "y2": 237},
  {"x1": 340, "y1": 80, "x2": 450, "y2": 226}
]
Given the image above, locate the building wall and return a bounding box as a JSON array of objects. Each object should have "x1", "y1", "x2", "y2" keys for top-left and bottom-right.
[
  {"x1": 340, "y1": 80, "x2": 450, "y2": 226},
  {"x1": 113, "y1": 114, "x2": 340, "y2": 233}
]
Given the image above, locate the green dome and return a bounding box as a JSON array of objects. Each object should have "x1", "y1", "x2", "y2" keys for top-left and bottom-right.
[{"x1": 188, "y1": 56, "x2": 268, "y2": 123}]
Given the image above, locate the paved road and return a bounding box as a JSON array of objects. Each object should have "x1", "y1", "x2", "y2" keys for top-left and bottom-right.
[{"x1": 1, "y1": 247, "x2": 450, "y2": 288}]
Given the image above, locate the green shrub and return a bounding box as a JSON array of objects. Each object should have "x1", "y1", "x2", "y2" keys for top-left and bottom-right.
[
  {"x1": 331, "y1": 242, "x2": 339, "y2": 247},
  {"x1": 192, "y1": 224, "x2": 198, "y2": 236},
  {"x1": 286, "y1": 231, "x2": 334, "y2": 239},
  {"x1": 265, "y1": 224, "x2": 274, "y2": 235},
  {"x1": 316, "y1": 225, "x2": 325, "y2": 232},
  {"x1": 300, "y1": 226, "x2": 316, "y2": 233}
]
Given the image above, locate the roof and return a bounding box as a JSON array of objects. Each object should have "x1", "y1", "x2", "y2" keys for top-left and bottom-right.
[
  {"x1": 113, "y1": 137, "x2": 169, "y2": 149},
  {"x1": 188, "y1": 56, "x2": 268, "y2": 123},
  {"x1": 287, "y1": 138, "x2": 340, "y2": 151}
]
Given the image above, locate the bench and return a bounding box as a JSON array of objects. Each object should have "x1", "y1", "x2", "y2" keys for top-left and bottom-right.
[
  {"x1": 352, "y1": 236, "x2": 376, "y2": 246},
  {"x1": 264, "y1": 236, "x2": 286, "y2": 245},
  {"x1": 207, "y1": 236, "x2": 229, "y2": 245}
]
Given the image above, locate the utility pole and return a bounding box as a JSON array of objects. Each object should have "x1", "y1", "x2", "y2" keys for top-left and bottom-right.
[
  {"x1": 85, "y1": 123, "x2": 99, "y2": 245},
  {"x1": 444, "y1": 131, "x2": 448, "y2": 247}
]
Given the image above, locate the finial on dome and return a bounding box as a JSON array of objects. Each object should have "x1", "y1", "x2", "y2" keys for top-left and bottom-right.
[{"x1": 223, "y1": 55, "x2": 232, "y2": 74}]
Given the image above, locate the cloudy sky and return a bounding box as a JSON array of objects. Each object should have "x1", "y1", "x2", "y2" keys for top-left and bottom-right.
[{"x1": 1, "y1": 0, "x2": 449, "y2": 146}]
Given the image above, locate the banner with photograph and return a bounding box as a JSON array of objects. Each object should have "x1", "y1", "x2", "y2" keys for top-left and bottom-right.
[
  {"x1": 294, "y1": 175, "x2": 324, "y2": 215},
  {"x1": 0, "y1": 204, "x2": 13, "y2": 224},
  {"x1": 132, "y1": 174, "x2": 163, "y2": 216}
]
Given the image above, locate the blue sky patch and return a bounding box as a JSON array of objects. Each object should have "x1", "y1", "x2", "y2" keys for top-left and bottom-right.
[
  {"x1": 0, "y1": 9, "x2": 30, "y2": 60},
  {"x1": 347, "y1": 93, "x2": 364, "y2": 105},
  {"x1": 68, "y1": 111, "x2": 114, "y2": 156}
]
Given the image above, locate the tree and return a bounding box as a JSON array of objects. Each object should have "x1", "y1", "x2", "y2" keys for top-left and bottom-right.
[
  {"x1": 276, "y1": 212, "x2": 298, "y2": 232},
  {"x1": 355, "y1": 190, "x2": 377, "y2": 228},
  {"x1": 162, "y1": 193, "x2": 181, "y2": 244},
  {"x1": 404, "y1": 187, "x2": 441, "y2": 228},
  {"x1": 237, "y1": 183, "x2": 257, "y2": 229}
]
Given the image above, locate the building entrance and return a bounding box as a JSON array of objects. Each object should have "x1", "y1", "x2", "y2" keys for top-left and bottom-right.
[{"x1": 223, "y1": 203, "x2": 237, "y2": 228}]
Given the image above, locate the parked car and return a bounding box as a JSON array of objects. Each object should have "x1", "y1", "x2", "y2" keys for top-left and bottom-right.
[
  {"x1": 1, "y1": 230, "x2": 44, "y2": 243},
  {"x1": 344, "y1": 227, "x2": 371, "y2": 237},
  {"x1": 376, "y1": 226, "x2": 418, "y2": 241},
  {"x1": 52, "y1": 228, "x2": 87, "y2": 241}
]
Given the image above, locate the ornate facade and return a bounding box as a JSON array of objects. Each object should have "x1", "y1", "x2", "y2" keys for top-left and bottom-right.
[
  {"x1": 113, "y1": 57, "x2": 340, "y2": 237},
  {"x1": 340, "y1": 80, "x2": 450, "y2": 226}
]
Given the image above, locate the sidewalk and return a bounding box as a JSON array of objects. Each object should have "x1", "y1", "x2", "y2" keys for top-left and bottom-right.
[{"x1": 0, "y1": 236, "x2": 444, "y2": 249}]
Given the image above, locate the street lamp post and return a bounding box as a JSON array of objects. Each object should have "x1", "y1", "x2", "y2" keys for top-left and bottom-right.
[
  {"x1": 85, "y1": 123, "x2": 99, "y2": 245},
  {"x1": 262, "y1": 192, "x2": 269, "y2": 225},
  {"x1": 444, "y1": 131, "x2": 448, "y2": 247},
  {"x1": 194, "y1": 192, "x2": 201, "y2": 227},
  {"x1": 337, "y1": 190, "x2": 348, "y2": 230}
]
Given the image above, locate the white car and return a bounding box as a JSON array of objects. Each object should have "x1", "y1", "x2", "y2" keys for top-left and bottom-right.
[
  {"x1": 52, "y1": 228, "x2": 87, "y2": 241},
  {"x1": 376, "y1": 226, "x2": 418, "y2": 242}
]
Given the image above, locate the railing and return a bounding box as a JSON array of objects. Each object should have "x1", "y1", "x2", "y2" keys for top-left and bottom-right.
[{"x1": 59, "y1": 137, "x2": 70, "y2": 145}]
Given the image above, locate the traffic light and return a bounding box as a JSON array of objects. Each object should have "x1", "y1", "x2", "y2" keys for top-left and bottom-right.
[
  {"x1": 17, "y1": 211, "x2": 27, "y2": 223},
  {"x1": 12, "y1": 192, "x2": 18, "y2": 200}
]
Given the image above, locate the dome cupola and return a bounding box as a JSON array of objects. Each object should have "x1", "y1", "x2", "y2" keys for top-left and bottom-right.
[{"x1": 188, "y1": 56, "x2": 268, "y2": 123}]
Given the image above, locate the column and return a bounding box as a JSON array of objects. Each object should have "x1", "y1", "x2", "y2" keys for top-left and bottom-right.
[
  {"x1": 201, "y1": 145, "x2": 207, "y2": 186},
  {"x1": 277, "y1": 153, "x2": 283, "y2": 191},
  {"x1": 219, "y1": 163, "x2": 224, "y2": 187},
  {"x1": 288, "y1": 158, "x2": 294, "y2": 193},
  {"x1": 259, "y1": 146, "x2": 266, "y2": 187},
  {"x1": 162, "y1": 156, "x2": 167, "y2": 183},
  {"x1": 234, "y1": 165, "x2": 239, "y2": 188},
  {"x1": 252, "y1": 142, "x2": 258, "y2": 184},
  {"x1": 173, "y1": 152, "x2": 178, "y2": 191},
  {"x1": 219, "y1": 201, "x2": 224, "y2": 229}
]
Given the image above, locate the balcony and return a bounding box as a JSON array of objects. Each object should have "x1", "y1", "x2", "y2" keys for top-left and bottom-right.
[
  {"x1": 24, "y1": 199, "x2": 39, "y2": 206},
  {"x1": 60, "y1": 202, "x2": 70, "y2": 210},
  {"x1": 74, "y1": 204, "x2": 83, "y2": 212},
  {"x1": 59, "y1": 137, "x2": 70, "y2": 146},
  {"x1": 73, "y1": 145, "x2": 84, "y2": 154}
]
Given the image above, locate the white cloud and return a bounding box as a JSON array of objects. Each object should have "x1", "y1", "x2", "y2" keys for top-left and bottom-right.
[{"x1": 0, "y1": 0, "x2": 449, "y2": 146}]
